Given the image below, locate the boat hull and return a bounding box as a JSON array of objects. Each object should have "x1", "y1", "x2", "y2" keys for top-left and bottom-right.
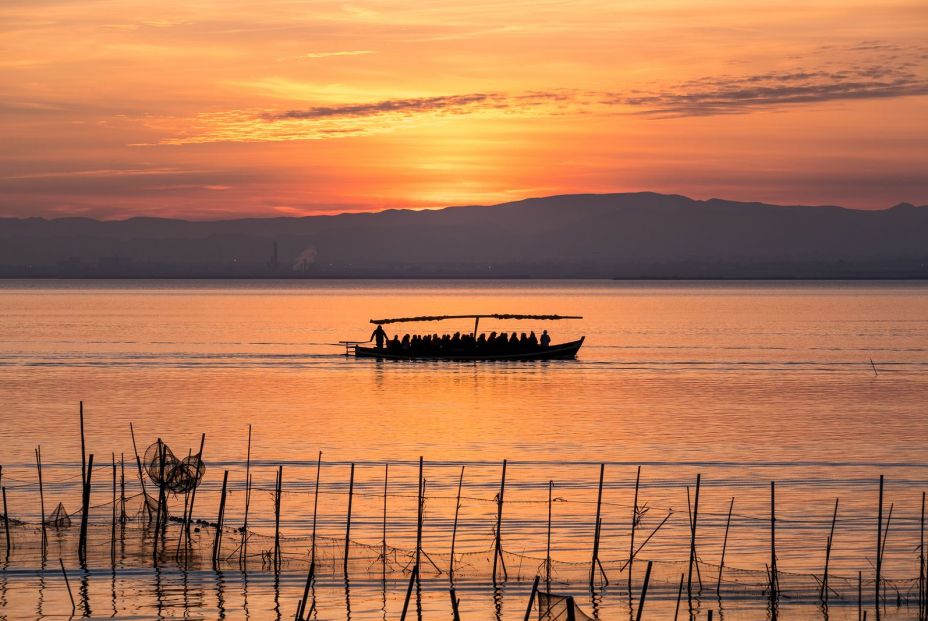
[{"x1": 354, "y1": 337, "x2": 584, "y2": 361}]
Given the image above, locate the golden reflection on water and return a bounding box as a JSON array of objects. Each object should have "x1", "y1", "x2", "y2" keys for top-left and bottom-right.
[{"x1": 1, "y1": 280, "x2": 927, "y2": 619}]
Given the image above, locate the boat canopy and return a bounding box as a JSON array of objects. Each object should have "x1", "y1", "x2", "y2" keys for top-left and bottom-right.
[{"x1": 370, "y1": 313, "x2": 582, "y2": 325}]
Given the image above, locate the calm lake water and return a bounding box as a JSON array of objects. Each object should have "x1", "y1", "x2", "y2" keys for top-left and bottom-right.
[{"x1": 1, "y1": 279, "x2": 928, "y2": 620}]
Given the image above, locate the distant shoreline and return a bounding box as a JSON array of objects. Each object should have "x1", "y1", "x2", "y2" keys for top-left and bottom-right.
[{"x1": 0, "y1": 275, "x2": 927, "y2": 281}]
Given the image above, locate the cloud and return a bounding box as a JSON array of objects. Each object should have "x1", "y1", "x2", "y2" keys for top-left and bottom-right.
[
  {"x1": 152, "y1": 46, "x2": 928, "y2": 144},
  {"x1": 262, "y1": 93, "x2": 509, "y2": 121},
  {"x1": 609, "y1": 64, "x2": 928, "y2": 117},
  {"x1": 276, "y1": 50, "x2": 374, "y2": 62},
  {"x1": 158, "y1": 91, "x2": 573, "y2": 144}
]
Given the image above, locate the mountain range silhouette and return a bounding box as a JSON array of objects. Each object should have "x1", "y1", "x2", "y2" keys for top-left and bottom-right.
[{"x1": 2, "y1": 192, "x2": 926, "y2": 278}]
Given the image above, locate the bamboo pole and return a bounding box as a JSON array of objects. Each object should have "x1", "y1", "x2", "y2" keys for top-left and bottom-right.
[
  {"x1": 275, "y1": 465, "x2": 283, "y2": 573},
  {"x1": 546, "y1": 480, "x2": 553, "y2": 587},
  {"x1": 187, "y1": 433, "x2": 205, "y2": 534},
  {"x1": 212, "y1": 470, "x2": 229, "y2": 568},
  {"x1": 770, "y1": 481, "x2": 778, "y2": 614},
  {"x1": 524, "y1": 575, "x2": 540, "y2": 621},
  {"x1": 492, "y1": 459, "x2": 508, "y2": 584},
  {"x1": 241, "y1": 425, "x2": 251, "y2": 564},
  {"x1": 36, "y1": 446, "x2": 47, "y2": 554},
  {"x1": 310, "y1": 451, "x2": 322, "y2": 567},
  {"x1": 120, "y1": 453, "x2": 126, "y2": 524},
  {"x1": 297, "y1": 451, "x2": 323, "y2": 620},
  {"x1": 629, "y1": 465, "x2": 641, "y2": 592},
  {"x1": 717, "y1": 497, "x2": 734, "y2": 596},
  {"x1": 415, "y1": 457, "x2": 424, "y2": 576},
  {"x1": 383, "y1": 463, "x2": 390, "y2": 578},
  {"x1": 920, "y1": 492, "x2": 925, "y2": 621},
  {"x1": 60, "y1": 557, "x2": 76, "y2": 615},
  {"x1": 78, "y1": 453, "x2": 94, "y2": 565},
  {"x1": 450, "y1": 587, "x2": 461, "y2": 621},
  {"x1": 687, "y1": 473, "x2": 701, "y2": 598},
  {"x1": 590, "y1": 463, "x2": 607, "y2": 588},
  {"x1": 79, "y1": 401, "x2": 86, "y2": 486},
  {"x1": 343, "y1": 463, "x2": 354, "y2": 578},
  {"x1": 822, "y1": 497, "x2": 839, "y2": 602},
  {"x1": 877, "y1": 475, "x2": 884, "y2": 621},
  {"x1": 111, "y1": 452, "x2": 117, "y2": 566},
  {"x1": 400, "y1": 564, "x2": 418, "y2": 621},
  {"x1": 2, "y1": 486, "x2": 10, "y2": 558},
  {"x1": 152, "y1": 441, "x2": 166, "y2": 561},
  {"x1": 674, "y1": 572, "x2": 684, "y2": 621},
  {"x1": 634, "y1": 560, "x2": 653, "y2": 621},
  {"x1": 449, "y1": 465, "x2": 463, "y2": 581},
  {"x1": 129, "y1": 423, "x2": 150, "y2": 521}
]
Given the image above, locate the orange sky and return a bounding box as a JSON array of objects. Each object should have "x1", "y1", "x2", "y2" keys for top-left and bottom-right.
[{"x1": 2, "y1": 0, "x2": 927, "y2": 219}]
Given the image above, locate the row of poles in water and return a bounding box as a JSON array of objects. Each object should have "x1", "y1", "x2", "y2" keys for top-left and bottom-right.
[{"x1": 2, "y1": 403, "x2": 928, "y2": 620}]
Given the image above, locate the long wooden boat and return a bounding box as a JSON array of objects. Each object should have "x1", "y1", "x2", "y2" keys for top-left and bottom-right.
[
  {"x1": 355, "y1": 337, "x2": 585, "y2": 361},
  {"x1": 348, "y1": 313, "x2": 585, "y2": 361}
]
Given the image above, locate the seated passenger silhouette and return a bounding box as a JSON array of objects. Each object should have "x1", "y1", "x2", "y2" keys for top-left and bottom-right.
[
  {"x1": 371, "y1": 324, "x2": 388, "y2": 349},
  {"x1": 528, "y1": 331, "x2": 538, "y2": 348},
  {"x1": 389, "y1": 335, "x2": 401, "y2": 351},
  {"x1": 540, "y1": 330, "x2": 551, "y2": 348}
]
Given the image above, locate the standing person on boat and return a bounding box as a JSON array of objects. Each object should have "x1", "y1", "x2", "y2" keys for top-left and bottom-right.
[
  {"x1": 540, "y1": 330, "x2": 551, "y2": 348},
  {"x1": 370, "y1": 324, "x2": 389, "y2": 349}
]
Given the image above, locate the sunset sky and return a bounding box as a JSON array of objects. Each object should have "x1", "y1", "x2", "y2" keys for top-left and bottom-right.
[{"x1": 2, "y1": 0, "x2": 927, "y2": 219}]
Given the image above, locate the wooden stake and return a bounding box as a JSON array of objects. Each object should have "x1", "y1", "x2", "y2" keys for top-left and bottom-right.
[
  {"x1": 183, "y1": 434, "x2": 206, "y2": 564},
  {"x1": 634, "y1": 560, "x2": 653, "y2": 621},
  {"x1": 60, "y1": 557, "x2": 76, "y2": 615},
  {"x1": 79, "y1": 401, "x2": 86, "y2": 486},
  {"x1": 129, "y1": 423, "x2": 150, "y2": 519},
  {"x1": 36, "y1": 446, "x2": 47, "y2": 554},
  {"x1": 919, "y1": 491, "x2": 925, "y2": 621},
  {"x1": 2, "y1": 486, "x2": 10, "y2": 558},
  {"x1": 119, "y1": 453, "x2": 126, "y2": 524},
  {"x1": 241, "y1": 425, "x2": 252, "y2": 564},
  {"x1": 78, "y1": 453, "x2": 93, "y2": 565},
  {"x1": 524, "y1": 575, "x2": 540, "y2": 621},
  {"x1": 770, "y1": 481, "x2": 778, "y2": 614},
  {"x1": 275, "y1": 465, "x2": 283, "y2": 572},
  {"x1": 415, "y1": 457, "x2": 424, "y2": 575},
  {"x1": 450, "y1": 587, "x2": 461, "y2": 621},
  {"x1": 590, "y1": 463, "x2": 606, "y2": 588},
  {"x1": 877, "y1": 475, "x2": 884, "y2": 621},
  {"x1": 674, "y1": 572, "x2": 684, "y2": 621},
  {"x1": 310, "y1": 451, "x2": 322, "y2": 567},
  {"x1": 383, "y1": 463, "x2": 390, "y2": 578},
  {"x1": 687, "y1": 473, "x2": 700, "y2": 598},
  {"x1": 400, "y1": 564, "x2": 418, "y2": 621},
  {"x1": 822, "y1": 497, "x2": 839, "y2": 602},
  {"x1": 449, "y1": 465, "x2": 463, "y2": 581},
  {"x1": 717, "y1": 497, "x2": 733, "y2": 596},
  {"x1": 111, "y1": 452, "x2": 117, "y2": 566},
  {"x1": 152, "y1": 441, "x2": 166, "y2": 561},
  {"x1": 212, "y1": 469, "x2": 229, "y2": 567},
  {"x1": 343, "y1": 462, "x2": 354, "y2": 578},
  {"x1": 492, "y1": 459, "x2": 508, "y2": 584},
  {"x1": 546, "y1": 480, "x2": 553, "y2": 587},
  {"x1": 629, "y1": 465, "x2": 641, "y2": 592}
]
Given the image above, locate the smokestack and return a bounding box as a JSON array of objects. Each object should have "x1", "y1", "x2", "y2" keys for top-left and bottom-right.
[{"x1": 268, "y1": 240, "x2": 279, "y2": 270}]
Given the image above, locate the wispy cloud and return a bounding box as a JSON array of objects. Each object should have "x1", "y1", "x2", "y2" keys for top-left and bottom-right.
[
  {"x1": 614, "y1": 64, "x2": 928, "y2": 117},
  {"x1": 159, "y1": 91, "x2": 573, "y2": 144},
  {"x1": 275, "y1": 50, "x2": 374, "y2": 62},
  {"x1": 154, "y1": 48, "x2": 928, "y2": 145}
]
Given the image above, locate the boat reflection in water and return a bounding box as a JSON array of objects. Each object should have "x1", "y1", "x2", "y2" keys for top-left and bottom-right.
[{"x1": 351, "y1": 313, "x2": 585, "y2": 361}]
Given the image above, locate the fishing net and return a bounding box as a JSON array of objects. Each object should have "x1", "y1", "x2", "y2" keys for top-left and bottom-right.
[
  {"x1": 143, "y1": 440, "x2": 205, "y2": 494},
  {"x1": 44, "y1": 502, "x2": 72, "y2": 528},
  {"x1": 537, "y1": 592, "x2": 595, "y2": 621}
]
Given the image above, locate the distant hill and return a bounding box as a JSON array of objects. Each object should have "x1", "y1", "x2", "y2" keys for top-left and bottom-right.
[{"x1": 1, "y1": 192, "x2": 927, "y2": 278}]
